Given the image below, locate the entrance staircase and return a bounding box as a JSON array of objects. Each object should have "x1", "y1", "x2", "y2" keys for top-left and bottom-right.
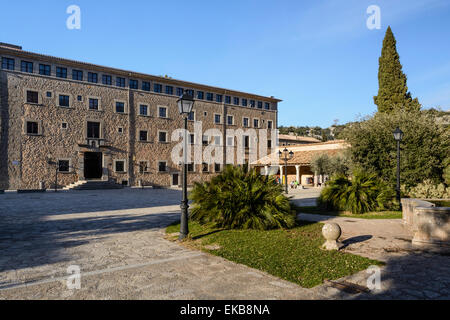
[{"x1": 63, "y1": 180, "x2": 124, "y2": 191}]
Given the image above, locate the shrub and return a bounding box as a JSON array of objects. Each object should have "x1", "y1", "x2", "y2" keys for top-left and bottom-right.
[
  {"x1": 189, "y1": 165, "x2": 296, "y2": 230},
  {"x1": 342, "y1": 110, "x2": 449, "y2": 188},
  {"x1": 408, "y1": 180, "x2": 450, "y2": 199},
  {"x1": 318, "y1": 170, "x2": 397, "y2": 214}
]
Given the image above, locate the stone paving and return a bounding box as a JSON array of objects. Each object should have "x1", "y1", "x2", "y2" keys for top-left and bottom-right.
[
  {"x1": 0, "y1": 188, "x2": 324, "y2": 299},
  {"x1": 0, "y1": 187, "x2": 449, "y2": 300}
]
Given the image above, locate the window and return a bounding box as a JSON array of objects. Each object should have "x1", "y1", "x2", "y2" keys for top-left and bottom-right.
[
  {"x1": 115, "y1": 160, "x2": 125, "y2": 173},
  {"x1": 72, "y1": 69, "x2": 83, "y2": 81},
  {"x1": 56, "y1": 67, "x2": 67, "y2": 78},
  {"x1": 233, "y1": 97, "x2": 239, "y2": 105},
  {"x1": 142, "y1": 81, "x2": 151, "y2": 91},
  {"x1": 129, "y1": 79, "x2": 138, "y2": 89},
  {"x1": 88, "y1": 72, "x2": 98, "y2": 83},
  {"x1": 165, "y1": 86, "x2": 173, "y2": 95},
  {"x1": 242, "y1": 99, "x2": 248, "y2": 107},
  {"x1": 186, "y1": 89, "x2": 194, "y2": 97},
  {"x1": 187, "y1": 111, "x2": 195, "y2": 121},
  {"x1": 26, "y1": 90, "x2": 39, "y2": 104},
  {"x1": 77, "y1": 95, "x2": 82, "y2": 101},
  {"x1": 154, "y1": 83, "x2": 162, "y2": 93},
  {"x1": 216, "y1": 94, "x2": 223, "y2": 103},
  {"x1": 249, "y1": 100, "x2": 255, "y2": 108},
  {"x1": 197, "y1": 91, "x2": 204, "y2": 100},
  {"x1": 265, "y1": 102, "x2": 270, "y2": 110},
  {"x1": 102, "y1": 75, "x2": 112, "y2": 85},
  {"x1": 189, "y1": 134, "x2": 195, "y2": 145},
  {"x1": 139, "y1": 161, "x2": 149, "y2": 173},
  {"x1": 21, "y1": 61, "x2": 33, "y2": 73},
  {"x1": 227, "y1": 115, "x2": 234, "y2": 125},
  {"x1": 268, "y1": 120, "x2": 273, "y2": 129},
  {"x1": 243, "y1": 117, "x2": 249, "y2": 128},
  {"x1": 139, "y1": 104, "x2": 148, "y2": 116},
  {"x1": 253, "y1": 119, "x2": 259, "y2": 128},
  {"x1": 214, "y1": 114, "x2": 221, "y2": 124},
  {"x1": 227, "y1": 136, "x2": 234, "y2": 146},
  {"x1": 206, "y1": 93, "x2": 214, "y2": 101},
  {"x1": 39, "y1": 64, "x2": 51, "y2": 76},
  {"x1": 214, "y1": 163, "x2": 221, "y2": 172},
  {"x1": 158, "y1": 161, "x2": 167, "y2": 172},
  {"x1": 176, "y1": 88, "x2": 184, "y2": 96},
  {"x1": 118, "y1": 127, "x2": 123, "y2": 134},
  {"x1": 225, "y1": 96, "x2": 231, "y2": 104},
  {"x1": 202, "y1": 135, "x2": 209, "y2": 146},
  {"x1": 87, "y1": 121, "x2": 100, "y2": 138},
  {"x1": 187, "y1": 163, "x2": 194, "y2": 172},
  {"x1": 46, "y1": 91, "x2": 52, "y2": 98},
  {"x1": 58, "y1": 160, "x2": 70, "y2": 172},
  {"x1": 159, "y1": 131, "x2": 167, "y2": 143},
  {"x1": 59, "y1": 95, "x2": 70, "y2": 107},
  {"x1": 202, "y1": 163, "x2": 209, "y2": 172},
  {"x1": 61, "y1": 122, "x2": 68, "y2": 129},
  {"x1": 244, "y1": 135, "x2": 250, "y2": 149},
  {"x1": 268, "y1": 140, "x2": 272, "y2": 148},
  {"x1": 116, "y1": 77, "x2": 125, "y2": 87},
  {"x1": 139, "y1": 130, "x2": 148, "y2": 141},
  {"x1": 89, "y1": 98, "x2": 99, "y2": 110},
  {"x1": 213, "y1": 136, "x2": 221, "y2": 146},
  {"x1": 257, "y1": 101, "x2": 263, "y2": 109},
  {"x1": 26, "y1": 121, "x2": 39, "y2": 135},
  {"x1": 115, "y1": 102, "x2": 125, "y2": 113},
  {"x1": 158, "y1": 106, "x2": 167, "y2": 118},
  {"x1": 1, "y1": 57, "x2": 14, "y2": 70}
]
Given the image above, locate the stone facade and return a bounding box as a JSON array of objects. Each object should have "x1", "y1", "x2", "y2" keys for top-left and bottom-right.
[{"x1": 0, "y1": 44, "x2": 279, "y2": 190}]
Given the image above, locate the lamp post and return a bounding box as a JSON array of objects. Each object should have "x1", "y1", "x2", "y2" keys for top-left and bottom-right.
[
  {"x1": 177, "y1": 93, "x2": 195, "y2": 240},
  {"x1": 47, "y1": 154, "x2": 58, "y2": 192},
  {"x1": 278, "y1": 147, "x2": 294, "y2": 194},
  {"x1": 393, "y1": 127, "x2": 404, "y2": 202}
]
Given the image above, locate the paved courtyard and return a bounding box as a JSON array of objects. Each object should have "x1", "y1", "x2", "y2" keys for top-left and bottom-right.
[{"x1": 0, "y1": 188, "x2": 448, "y2": 299}]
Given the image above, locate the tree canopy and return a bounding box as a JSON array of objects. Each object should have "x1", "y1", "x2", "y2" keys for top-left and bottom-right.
[{"x1": 373, "y1": 26, "x2": 421, "y2": 113}]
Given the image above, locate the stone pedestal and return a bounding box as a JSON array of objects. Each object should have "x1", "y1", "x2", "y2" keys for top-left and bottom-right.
[{"x1": 322, "y1": 223, "x2": 344, "y2": 250}]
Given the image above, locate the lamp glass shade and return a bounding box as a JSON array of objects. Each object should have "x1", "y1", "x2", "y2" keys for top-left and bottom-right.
[
  {"x1": 177, "y1": 93, "x2": 194, "y2": 115},
  {"x1": 393, "y1": 127, "x2": 404, "y2": 141},
  {"x1": 278, "y1": 150, "x2": 282, "y2": 158},
  {"x1": 288, "y1": 151, "x2": 294, "y2": 159}
]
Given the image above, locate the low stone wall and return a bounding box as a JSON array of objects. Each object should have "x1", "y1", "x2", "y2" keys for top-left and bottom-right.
[{"x1": 401, "y1": 198, "x2": 450, "y2": 247}]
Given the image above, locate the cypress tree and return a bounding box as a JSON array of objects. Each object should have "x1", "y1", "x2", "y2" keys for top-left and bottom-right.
[{"x1": 374, "y1": 26, "x2": 421, "y2": 113}]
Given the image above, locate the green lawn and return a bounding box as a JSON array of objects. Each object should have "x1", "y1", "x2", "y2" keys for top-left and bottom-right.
[
  {"x1": 166, "y1": 220, "x2": 382, "y2": 288},
  {"x1": 295, "y1": 206, "x2": 402, "y2": 219}
]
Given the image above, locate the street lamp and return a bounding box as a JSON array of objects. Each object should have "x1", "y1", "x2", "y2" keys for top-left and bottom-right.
[
  {"x1": 177, "y1": 93, "x2": 195, "y2": 240},
  {"x1": 47, "y1": 154, "x2": 58, "y2": 192},
  {"x1": 278, "y1": 148, "x2": 294, "y2": 194},
  {"x1": 393, "y1": 127, "x2": 404, "y2": 202}
]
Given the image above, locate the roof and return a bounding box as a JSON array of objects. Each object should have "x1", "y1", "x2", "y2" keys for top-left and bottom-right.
[
  {"x1": 253, "y1": 140, "x2": 349, "y2": 165},
  {"x1": 0, "y1": 43, "x2": 281, "y2": 103}
]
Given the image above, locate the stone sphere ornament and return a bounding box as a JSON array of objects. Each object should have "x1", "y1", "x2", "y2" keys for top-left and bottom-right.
[{"x1": 322, "y1": 223, "x2": 344, "y2": 250}]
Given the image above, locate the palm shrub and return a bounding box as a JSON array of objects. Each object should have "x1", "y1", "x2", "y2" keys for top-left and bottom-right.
[
  {"x1": 318, "y1": 169, "x2": 397, "y2": 214},
  {"x1": 189, "y1": 165, "x2": 296, "y2": 230}
]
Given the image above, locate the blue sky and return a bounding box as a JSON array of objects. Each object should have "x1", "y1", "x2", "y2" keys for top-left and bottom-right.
[{"x1": 1, "y1": 0, "x2": 449, "y2": 127}]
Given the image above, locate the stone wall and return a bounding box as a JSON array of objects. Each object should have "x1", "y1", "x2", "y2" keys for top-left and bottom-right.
[
  {"x1": 0, "y1": 69, "x2": 277, "y2": 190},
  {"x1": 401, "y1": 198, "x2": 450, "y2": 247}
]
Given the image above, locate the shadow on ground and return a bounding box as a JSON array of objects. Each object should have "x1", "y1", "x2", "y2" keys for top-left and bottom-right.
[
  {"x1": 324, "y1": 247, "x2": 450, "y2": 300},
  {"x1": 0, "y1": 189, "x2": 183, "y2": 281}
]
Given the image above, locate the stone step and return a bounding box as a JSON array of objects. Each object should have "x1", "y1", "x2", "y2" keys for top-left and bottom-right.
[{"x1": 63, "y1": 180, "x2": 124, "y2": 190}]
